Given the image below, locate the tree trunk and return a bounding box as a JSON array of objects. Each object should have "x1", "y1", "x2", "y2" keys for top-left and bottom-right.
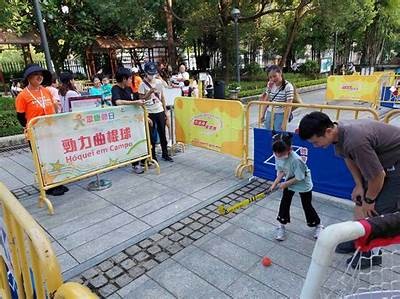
[
  {"x1": 217, "y1": 0, "x2": 232, "y2": 83},
  {"x1": 280, "y1": 1, "x2": 311, "y2": 68},
  {"x1": 164, "y1": 0, "x2": 177, "y2": 71}
]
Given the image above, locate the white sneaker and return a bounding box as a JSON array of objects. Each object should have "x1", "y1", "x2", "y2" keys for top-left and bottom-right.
[
  {"x1": 275, "y1": 225, "x2": 287, "y2": 241},
  {"x1": 313, "y1": 224, "x2": 324, "y2": 239},
  {"x1": 133, "y1": 165, "x2": 144, "y2": 174}
]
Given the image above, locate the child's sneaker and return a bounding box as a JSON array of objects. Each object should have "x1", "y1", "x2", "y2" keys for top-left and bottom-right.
[
  {"x1": 275, "y1": 225, "x2": 287, "y2": 241},
  {"x1": 313, "y1": 224, "x2": 324, "y2": 239}
]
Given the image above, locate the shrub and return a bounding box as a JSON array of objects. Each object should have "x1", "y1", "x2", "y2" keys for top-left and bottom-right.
[
  {"x1": 299, "y1": 60, "x2": 320, "y2": 78},
  {"x1": 0, "y1": 110, "x2": 23, "y2": 137}
]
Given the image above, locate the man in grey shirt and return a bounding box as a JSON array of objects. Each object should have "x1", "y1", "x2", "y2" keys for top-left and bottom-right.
[{"x1": 298, "y1": 111, "x2": 400, "y2": 269}]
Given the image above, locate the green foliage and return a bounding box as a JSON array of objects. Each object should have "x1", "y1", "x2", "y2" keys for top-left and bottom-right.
[
  {"x1": 0, "y1": 97, "x2": 22, "y2": 137},
  {"x1": 228, "y1": 82, "x2": 241, "y2": 91},
  {"x1": 299, "y1": 60, "x2": 320, "y2": 77},
  {"x1": 0, "y1": 97, "x2": 16, "y2": 111},
  {"x1": 242, "y1": 62, "x2": 264, "y2": 80},
  {"x1": 237, "y1": 78, "x2": 327, "y2": 98}
]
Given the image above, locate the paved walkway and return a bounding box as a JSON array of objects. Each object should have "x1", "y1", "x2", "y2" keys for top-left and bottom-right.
[
  {"x1": 95, "y1": 184, "x2": 356, "y2": 298},
  {"x1": 0, "y1": 145, "x2": 245, "y2": 276},
  {"x1": 2, "y1": 89, "x2": 400, "y2": 298}
]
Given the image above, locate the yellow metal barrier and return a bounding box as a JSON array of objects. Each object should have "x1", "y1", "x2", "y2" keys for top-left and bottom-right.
[
  {"x1": 325, "y1": 75, "x2": 384, "y2": 108},
  {"x1": 383, "y1": 109, "x2": 400, "y2": 124},
  {"x1": 235, "y1": 101, "x2": 380, "y2": 178},
  {"x1": 0, "y1": 182, "x2": 98, "y2": 299}
]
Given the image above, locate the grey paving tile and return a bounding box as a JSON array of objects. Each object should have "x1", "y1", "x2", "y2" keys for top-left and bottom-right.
[
  {"x1": 191, "y1": 178, "x2": 241, "y2": 201},
  {"x1": 97, "y1": 181, "x2": 171, "y2": 210},
  {"x1": 216, "y1": 225, "x2": 276, "y2": 256},
  {"x1": 141, "y1": 196, "x2": 201, "y2": 226},
  {"x1": 70, "y1": 219, "x2": 150, "y2": 263},
  {"x1": 51, "y1": 240, "x2": 66, "y2": 256},
  {"x1": 92, "y1": 170, "x2": 151, "y2": 190},
  {"x1": 248, "y1": 261, "x2": 305, "y2": 298},
  {"x1": 162, "y1": 170, "x2": 223, "y2": 194},
  {"x1": 266, "y1": 245, "x2": 312, "y2": 278},
  {"x1": 1, "y1": 157, "x2": 35, "y2": 185},
  {"x1": 128, "y1": 189, "x2": 187, "y2": 218},
  {"x1": 148, "y1": 259, "x2": 230, "y2": 299},
  {"x1": 323, "y1": 269, "x2": 369, "y2": 295},
  {"x1": 59, "y1": 212, "x2": 135, "y2": 250},
  {"x1": 33, "y1": 192, "x2": 111, "y2": 229},
  {"x1": 106, "y1": 293, "x2": 122, "y2": 299},
  {"x1": 118, "y1": 275, "x2": 175, "y2": 299},
  {"x1": 197, "y1": 235, "x2": 260, "y2": 272},
  {"x1": 225, "y1": 274, "x2": 285, "y2": 298},
  {"x1": 174, "y1": 247, "x2": 242, "y2": 290},
  {"x1": 229, "y1": 213, "x2": 277, "y2": 240},
  {"x1": 57, "y1": 252, "x2": 79, "y2": 273},
  {"x1": 48, "y1": 205, "x2": 123, "y2": 239}
]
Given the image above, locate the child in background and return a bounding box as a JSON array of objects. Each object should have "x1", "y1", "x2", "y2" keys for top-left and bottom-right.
[
  {"x1": 269, "y1": 133, "x2": 323, "y2": 241},
  {"x1": 102, "y1": 76, "x2": 112, "y2": 99},
  {"x1": 181, "y1": 80, "x2": 192, "y2": 97}
]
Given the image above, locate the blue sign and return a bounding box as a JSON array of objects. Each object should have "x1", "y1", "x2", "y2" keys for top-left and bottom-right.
[
  {"x1": 253, "y1": 128, "x2": 354, "y2": 199},
  {"x1": 380, "y1": 87, "x2": 400, "y2": 109}
]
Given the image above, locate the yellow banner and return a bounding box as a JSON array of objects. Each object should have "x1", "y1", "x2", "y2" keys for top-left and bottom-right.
[
  {"x1": 174, "y1": 97, "x2": 244, "y2": 158},
  {"x1": 326, "y1": 75, "x2": 382, "y2": 105}
]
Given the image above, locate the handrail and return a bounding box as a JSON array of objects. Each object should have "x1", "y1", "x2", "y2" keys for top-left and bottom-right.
[
  {"x1": 0, "y1": 182, "x2": 98, "y2": 298},
  {"x1": 383, "y1": 109, "x2": 400, "y2": 124}
]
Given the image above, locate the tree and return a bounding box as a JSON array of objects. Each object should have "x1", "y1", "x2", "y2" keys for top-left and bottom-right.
[
  {"x1": 279, "y1": 0, "x2": 314, "y2": 68},
  {"x1": 360, "y1": 0, "x2": 400, "y2": 66}
]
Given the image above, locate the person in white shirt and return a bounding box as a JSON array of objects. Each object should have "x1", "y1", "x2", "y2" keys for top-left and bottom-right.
[
  {"x1": 58, "y1": 72, "x2": 80, "y2": 113},
  {"x1": 139, "y1": 62, "x2": 174, "y2": 162},
  {"x1": 177, "y1": 64, "x2": 190, "y2": 82}
]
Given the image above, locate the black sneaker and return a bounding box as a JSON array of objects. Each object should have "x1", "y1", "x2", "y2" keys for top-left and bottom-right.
[
  {"x1": 335, "y1": 240, "x2": 356, "y2": 254},
  {"x1": 60, "y1": 185, "x2": 69, "y2": 193},
  {"x1": 162, "y1": 155, "x2": 174, "y2": 162},
  {"x1": 346, "y1": 250, "x2": 382, "y2": 269},
  {"x1": 45, "y1": 186, "x2": 65, "y2": 196}
]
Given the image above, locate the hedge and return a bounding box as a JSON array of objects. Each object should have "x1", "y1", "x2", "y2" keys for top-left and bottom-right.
[
  {"x1": 0, "y1": 97, "x2": 22, "y2": 137},
  {"x1": 237, "y1": 78, "x2": 327, "y2": 98},
  {"x1": 0, "y1": 110, "x2": 23, "y2": 137}
]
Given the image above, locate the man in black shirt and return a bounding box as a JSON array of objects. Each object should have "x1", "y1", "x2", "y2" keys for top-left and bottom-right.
[{"x1": 111, "y1": 67, "x2": 145, "y2": 174}]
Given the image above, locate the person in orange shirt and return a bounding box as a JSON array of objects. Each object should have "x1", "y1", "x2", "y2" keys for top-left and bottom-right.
[
  {"x1": 131, "y1": 67, "x2": 143, "y2": 100},
  {"x1": 16, "y1": 64, "x2": 58, "y2": 126},
  {"x1": 16, "y1": 64, "x2": 68, "y2": 196}
]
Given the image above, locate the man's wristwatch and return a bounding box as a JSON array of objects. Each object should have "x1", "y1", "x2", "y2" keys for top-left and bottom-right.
[{"x1": 364, "y1": 197, "x2": 376, "y2": 204}]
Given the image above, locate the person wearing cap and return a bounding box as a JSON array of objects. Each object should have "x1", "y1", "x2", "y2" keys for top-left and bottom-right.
[
  {"x1": 139, "y1": 61, "x2": 173, "y2": 162},
  {"x1": 16, "y1": 64, "x2": 58, "y2": 126},
  {"x1": 16, "y1": 64, "x2": 69, "y2": 196},
  {"x1": 131, "y1": 67, "x2": 143, "y2": 101},
  {"x1": 59, "y1": 71, "x2": 80, "y2": 113},
  {"x1": 112, "y1": 67, "x2": 147, "y2": 174}
]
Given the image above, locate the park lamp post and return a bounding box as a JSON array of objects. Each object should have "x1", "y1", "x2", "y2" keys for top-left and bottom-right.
[
  {"x1": 32, "y1": 0, "x2": 54, "y2": 72},
  {"x1": 231, "y1": 7, "x2": 241, "y2": 84}
]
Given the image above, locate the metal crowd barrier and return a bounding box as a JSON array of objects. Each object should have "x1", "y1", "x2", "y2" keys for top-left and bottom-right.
[
  {"x1": 235, "y1": 101, "x2": 380, "y2": 178},
  {"x1": 0, "y1": 182, "x2": 98, "y2": 298}
]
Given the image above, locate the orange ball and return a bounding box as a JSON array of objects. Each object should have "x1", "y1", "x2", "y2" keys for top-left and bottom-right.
[{"x1": 262, "y1": 256, "x2": 272, "y2": 267}]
